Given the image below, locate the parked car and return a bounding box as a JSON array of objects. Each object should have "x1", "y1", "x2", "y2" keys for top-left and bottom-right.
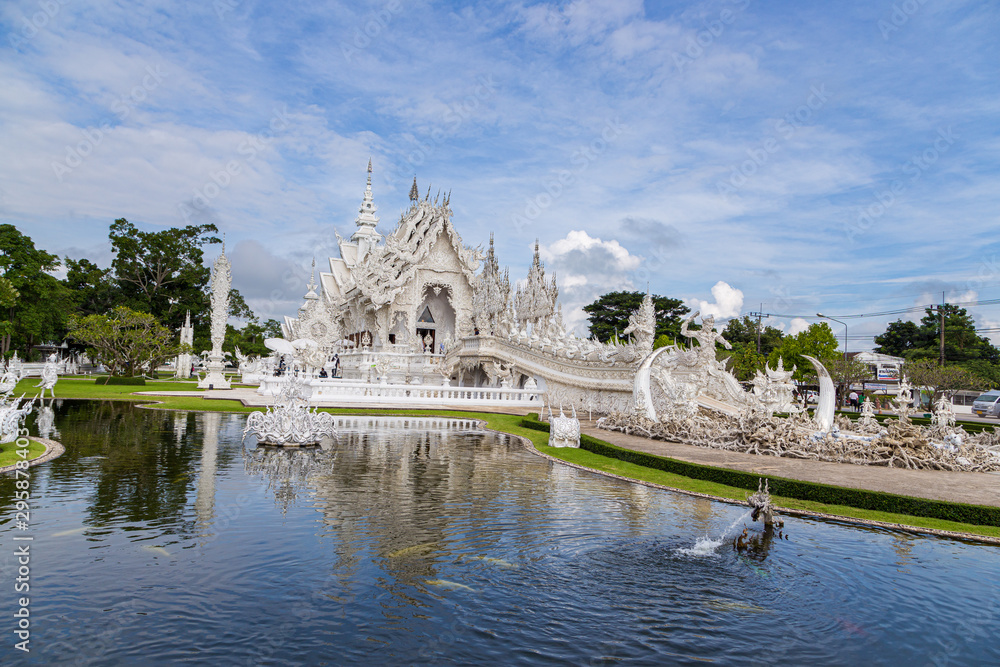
[
  {"x1": 805, "y1": 390, "x2": 819, "y2": 404},
  {"x1": 971, "y1": 390, "x2": 1000, "y2": 418}
]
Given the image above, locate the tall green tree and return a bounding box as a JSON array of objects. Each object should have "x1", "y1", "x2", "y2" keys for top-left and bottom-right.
[
  {"x1": 108, "y1": 218, "x2": 221, "y2": 331},
  {"x1": 0, "y1": 224, "x2": 73, "y2": 357},
  {"x1": 583, "y1": 291, "x2": 689, "y2": 343}
]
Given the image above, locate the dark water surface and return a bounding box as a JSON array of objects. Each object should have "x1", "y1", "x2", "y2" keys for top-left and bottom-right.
[{"x1": 3, "y1": 400, "x2": 999, "y2": 665}]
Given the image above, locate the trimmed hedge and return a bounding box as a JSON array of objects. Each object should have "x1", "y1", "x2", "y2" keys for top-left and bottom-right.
[
  {"x1": 520, "y1": 416, "x2": 1000, "y2": 527},
  {"x1": 96, "y1": 376, "x2": 146, "y2": 386}
]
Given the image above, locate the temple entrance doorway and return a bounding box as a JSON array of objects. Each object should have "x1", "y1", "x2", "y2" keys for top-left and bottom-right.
[{"x1": 415, "y1": 287, "x2": 455, "y2": 353}]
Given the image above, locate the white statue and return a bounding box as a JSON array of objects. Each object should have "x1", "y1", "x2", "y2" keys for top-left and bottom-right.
[
  {"x1": 622, "y1": 292, "x2": 656, "y2": 359},
  {"x1": 931, "y1": 394, "x2": 956, "y2": 428},
  {"x1": 895, "y1": 379, "x2": 914, "y2": 423},
  {"x1": 35, "y1": 353, "x2": 59, "y2": 399},
  {"x1": 548, "y1": 404, "x2": 580, "y2": 448},
  {"x1": 0, "y1": 364, "x2": 24, "y2": 395},
  {"x1": 859, "y1": 396, "x2": 879, "y2": 430}
]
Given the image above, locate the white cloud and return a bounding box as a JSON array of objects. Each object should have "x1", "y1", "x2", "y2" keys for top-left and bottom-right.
[
  {"x1": 788, "y1": 317, "x2": 811, "y2": 336},
  {"x1": 539, "y1": 230, "x2": 641, "y2": 335},
  {"x1": 689, "y1": 281, "x2": 744, "y2": 321}
]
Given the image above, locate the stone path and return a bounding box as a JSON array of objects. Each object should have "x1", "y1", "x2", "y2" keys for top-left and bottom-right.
[{"x1": 580, "y1": 421, "x2": 1000, "y2": 509}]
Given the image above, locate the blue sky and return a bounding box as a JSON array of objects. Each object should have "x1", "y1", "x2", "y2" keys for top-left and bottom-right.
[{"x1": 2, "y1": 0, "x2": 999, "y2": 349}]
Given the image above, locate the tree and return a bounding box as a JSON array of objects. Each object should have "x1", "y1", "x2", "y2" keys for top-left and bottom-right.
[
  {"x1": 718, "y1": 315, "x2": 785, "y2": 380},
  {"x1": 64, "y1": 257, "x2": 119, "y2": 317},
  {"x1": 721, "y1": 315, "x2": 784, "y2": 358},
  {"x1": 903, "y1": 359, "x2": 982, "y2": 408},
  {"x1": 0, "y1": 224, "x2": 74, "y2": 357},
  {"x1": 69, "y1": 306, "x2": 182, "y2": 377},
  {"x1": 874, "y1": 306, "x2": 1000, "y2": 365},
  {"x1": 873, "y1": 320, "x2": 923, "y2": 357},
  {"x1": 823, "y1": 355, "x2": 872, "y2": 400},
  {"x1": 724, "y1": 346, "x2": 768, "y2": 382},
  {"x1": 769, "y1": 322, "x2": 839, "y2": 381},
  {"x1": 583, "y1": 291, "x2": 689, "y2": 343},
  {"x1": 108, "y1": 218, "x2": 220, "y2": 331}
]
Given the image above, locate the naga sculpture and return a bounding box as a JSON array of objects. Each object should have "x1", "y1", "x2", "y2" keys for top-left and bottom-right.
[{"x1": 548, "y1": 404, "x2": 581, "y2": 448}]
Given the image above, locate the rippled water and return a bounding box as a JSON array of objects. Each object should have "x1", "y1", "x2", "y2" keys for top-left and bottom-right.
[{"x1": 3, "y1": 400, "x2": 1000, "y2": 665}]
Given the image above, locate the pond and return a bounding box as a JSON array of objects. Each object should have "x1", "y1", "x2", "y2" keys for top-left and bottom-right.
[{"x1": 4, "y1": 400, "x2": 999, "y2": 664}]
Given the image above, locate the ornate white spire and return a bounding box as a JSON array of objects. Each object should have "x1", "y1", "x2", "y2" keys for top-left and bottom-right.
[
  {"x1": 351, "y1": 159, "x2": 382, "y2": 260},
  {"x1": 304, "y1": 257, "x2": 319, "y2": 300},
  {"x1": 515, "y1": 239, "x2": 558, "y2": 328}
]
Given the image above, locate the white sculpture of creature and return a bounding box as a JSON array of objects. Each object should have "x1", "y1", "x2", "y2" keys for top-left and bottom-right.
[
  {"x1": 35, "y1": 354, "x2": 59, "y2": 399},
  {"x1": 548, "y1": 404, "x2": 581, "y2": 448},
  {"x1": 0, "y1": 395, "x2": 33, "y2": 444},
  {"x1": 0, "y1": 366, "x2": 23, "y2": 395}
]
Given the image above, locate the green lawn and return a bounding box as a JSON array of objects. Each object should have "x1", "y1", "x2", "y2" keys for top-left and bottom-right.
[
  {"x1": 0, "y1": 439, "x2": 47, "y2": 468},
  {"x1": 13, "y1": 376, "x2": 200, "y2": 399},
  {"x1": 18, "y1": 378, "x2": 1000, "y2": 539}
]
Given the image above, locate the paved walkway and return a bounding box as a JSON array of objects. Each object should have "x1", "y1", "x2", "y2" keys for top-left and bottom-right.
[{"x1": 580, "y1": 421, "x2": 1000, "y2": 509}]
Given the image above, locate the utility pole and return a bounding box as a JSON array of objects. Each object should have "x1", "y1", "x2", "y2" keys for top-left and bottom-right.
[
  {"x1": 939, "y1": 292, "x2": 945, "y2": 367},
  {"x1": 747, "y1": 307, "x2": 776, "y2": 355}
]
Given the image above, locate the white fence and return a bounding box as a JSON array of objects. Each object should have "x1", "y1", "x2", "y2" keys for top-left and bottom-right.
[{"x1": 258, "y1": 376, "x2": 542, "y2": 409}]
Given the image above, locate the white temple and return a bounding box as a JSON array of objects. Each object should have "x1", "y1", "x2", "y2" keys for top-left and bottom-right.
[
  {"x1": 284, "y1": 161, "x2": 478, "y2": 353},
  {"x1": 274, "y1": 163, "x2": 678, "y2": 412}
]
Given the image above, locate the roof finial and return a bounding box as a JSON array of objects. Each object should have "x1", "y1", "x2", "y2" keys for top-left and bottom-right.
[
  {"x1": 409, "y1": 176, "x2": 419, "y2": 202},
  {"x1": 367, "y1": 157, "x2": 372, "y2": 186}
]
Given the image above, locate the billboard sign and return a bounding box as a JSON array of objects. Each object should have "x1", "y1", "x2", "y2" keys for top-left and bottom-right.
[{"x1": 877, "y1": 366, "x2": 900, "y2": 381}]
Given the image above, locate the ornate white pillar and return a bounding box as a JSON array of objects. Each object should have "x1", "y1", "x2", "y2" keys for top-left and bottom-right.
[{"x1": 198, "y1": 244, "x2": 232, "y2": 389}]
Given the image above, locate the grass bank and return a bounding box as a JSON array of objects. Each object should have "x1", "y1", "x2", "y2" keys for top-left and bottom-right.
[
  {"x1": 0, "y1": 439, "x2": 47, "y2": 468},
  {"x1": 21, "y1": 379, "x2": 1000, "y2": 539}
]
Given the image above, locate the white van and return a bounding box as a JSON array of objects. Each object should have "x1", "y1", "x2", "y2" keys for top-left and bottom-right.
[{"x1": 971, "y1": 391, "x2": 1000, "y2": 418}]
